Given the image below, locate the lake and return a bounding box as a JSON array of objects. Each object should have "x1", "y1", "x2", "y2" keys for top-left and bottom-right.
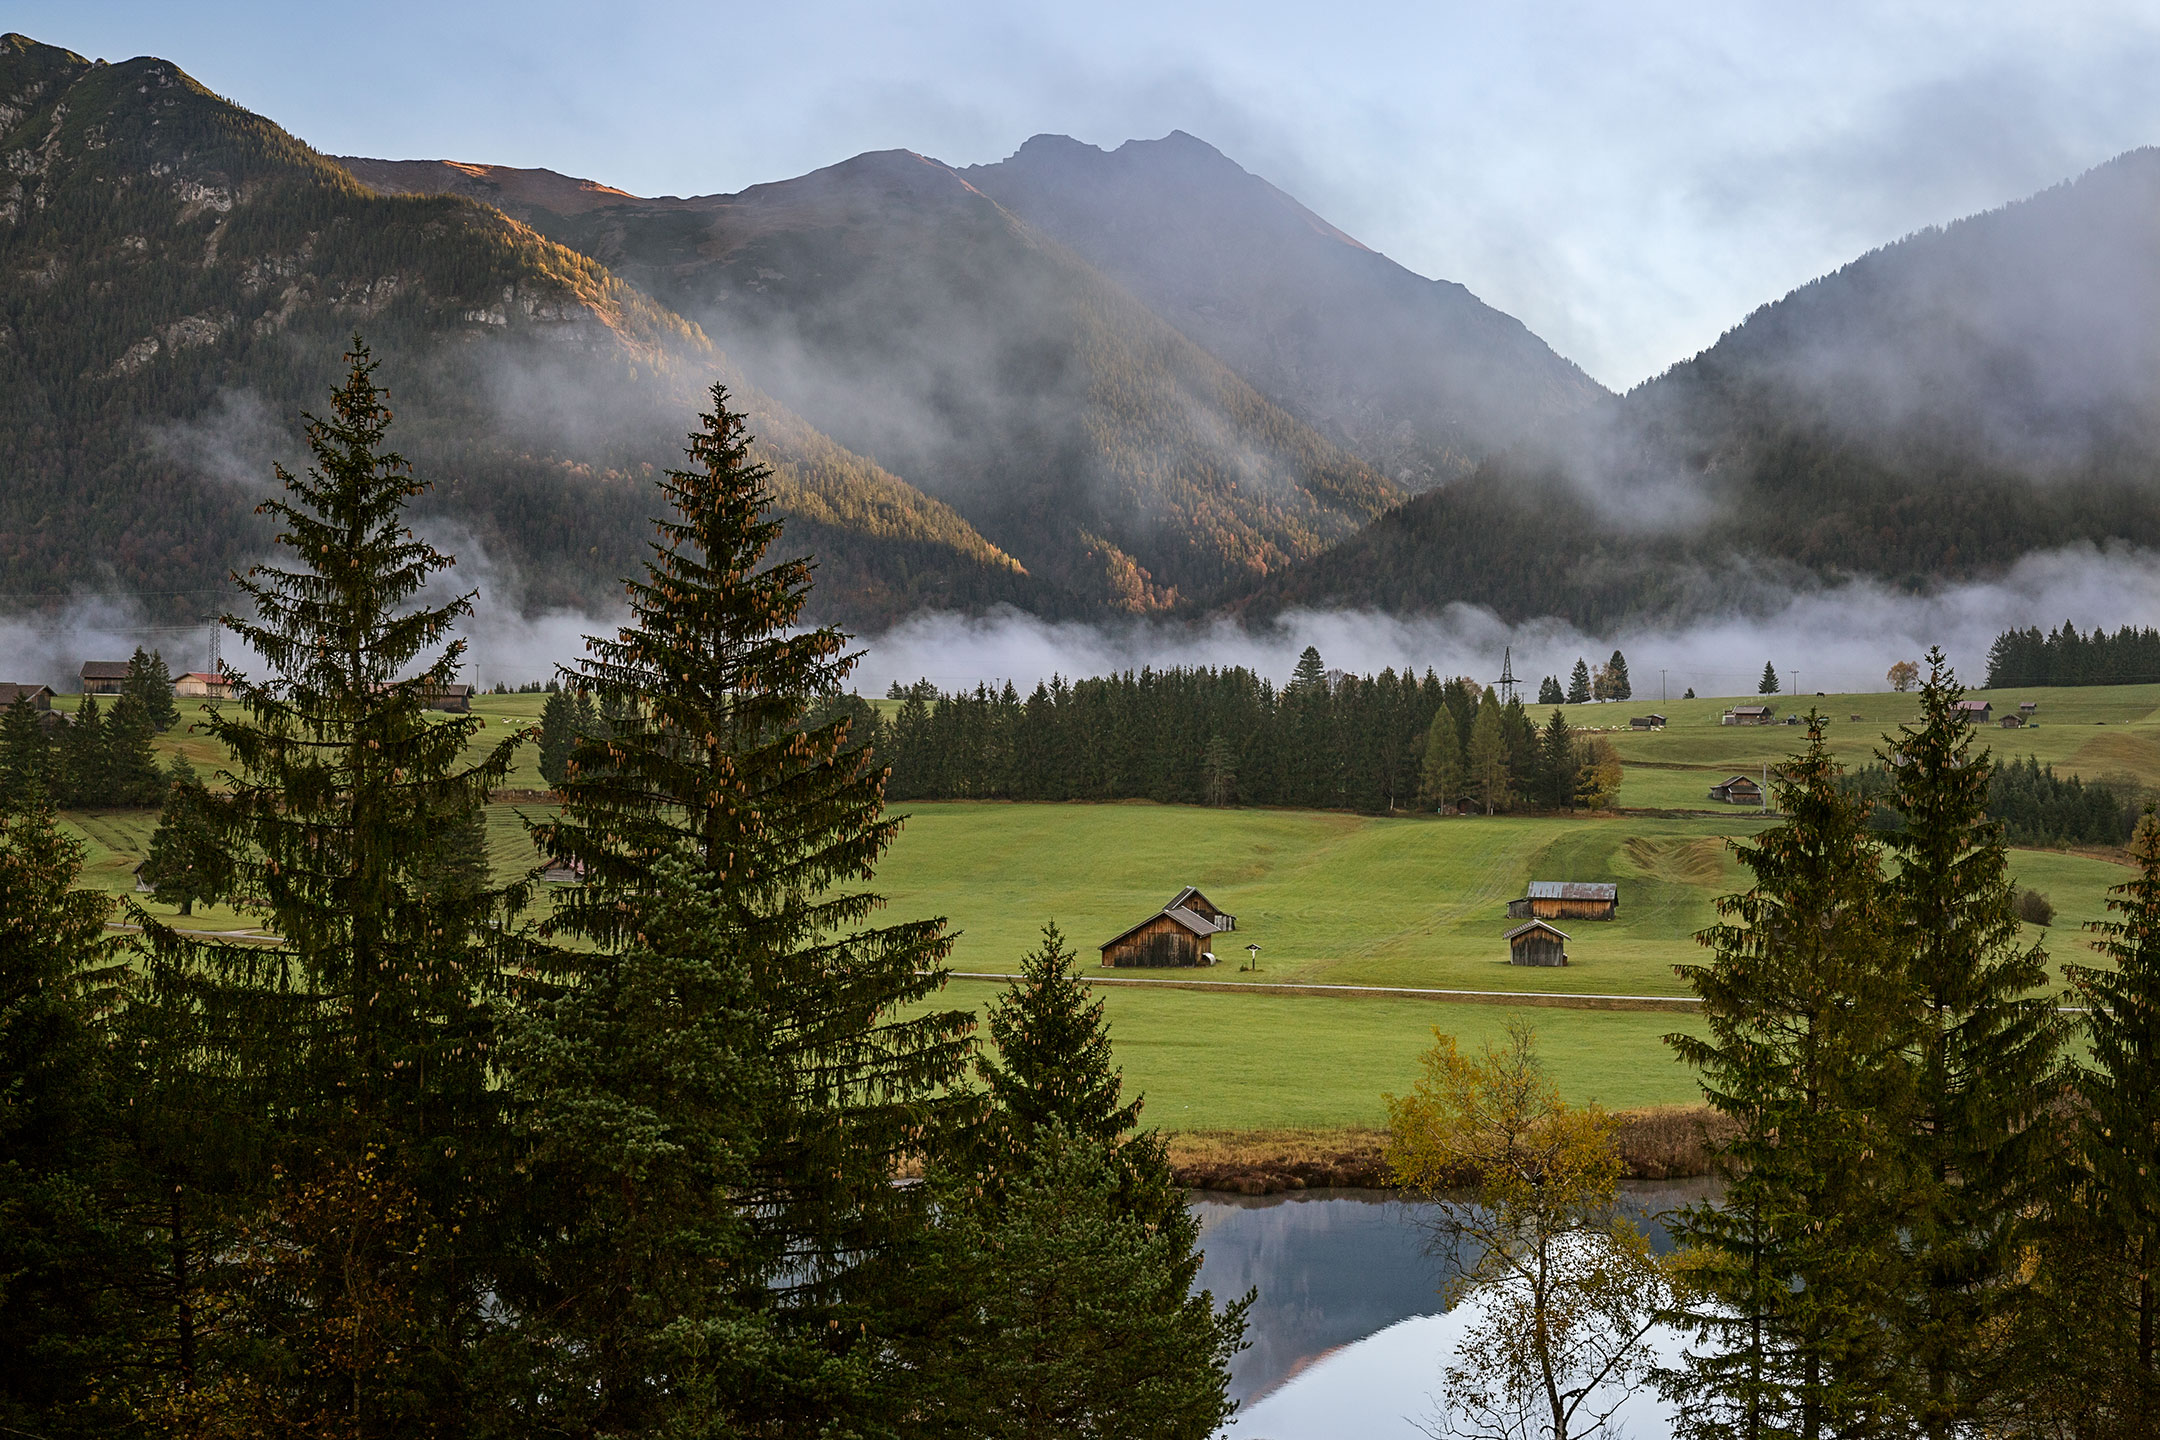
[{"x1": 1191, "y1": 1181, "x2": 1716, "y2": 1438}]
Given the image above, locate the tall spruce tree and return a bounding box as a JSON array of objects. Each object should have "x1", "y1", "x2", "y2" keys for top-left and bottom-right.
[
  {"x1": 0, "y1": 695, "x2": 54, "y2": 805},
  {"x1": 1606, "y1": 649, "x2": 1633, "y2": 702},
  {"x1": 0, "y1": 804, "x2": 140, "y2": 1439},
  {"x1": 903, "y1": 924, "x2": 1248, "y2": 1438},
  {"x1": 126, "y1": 647, "x2": 180, "y2": 732},
  {"x1": 141, "y1": 756, "x2": 229, "y2": 916},
  {"x1": 1537, "y1": 708, "x2": 1576, "y2": 810},
  {"x1": 1664, "y1": 718, "x2": 1904, "y2": 1438},
  {"x1": 1467, "y1": 690, "x2": 1512, "y2": 814},
  {"x1": 1539, "y1": 675, "x2": 1564, "y2": 705},
  {"x1": 530, "y1": 382, "x2": 974, "y2": 1425},
  {"x1": 59, "y1": 693, "x2": 108, "y2": 807},
  {"x1": 1419, "y1": 704, "x2": 1468, "y2": 812},
  {"x1": 1567, "y1": 658, "x2": 1594, "y2": 705},
  {"x1": 189, "y1": 338, "x2": 527, "y2": 1434},
  {"x1": 1760, "y1": 662, "x2": 1781, "y2": 695},
  {"x1": 2047, "y1": 808, "x2": 2160, "y2": 1424},
  {"x1": 536, "y1": 685, "x2": 577, "y2": 786},
  {"x1": 1878, "y1": 649, "x2": 2064, "y2": 1435}
]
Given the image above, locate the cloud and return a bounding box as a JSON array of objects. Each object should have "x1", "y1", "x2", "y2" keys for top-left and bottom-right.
[{"x1": 853, "y1": 542, "x2": 2160, "y2": 700}]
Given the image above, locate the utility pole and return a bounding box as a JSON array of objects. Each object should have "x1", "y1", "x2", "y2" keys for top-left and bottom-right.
[{"x1": 1660, "y1": 669, "x2": 1667, "y2": 704}]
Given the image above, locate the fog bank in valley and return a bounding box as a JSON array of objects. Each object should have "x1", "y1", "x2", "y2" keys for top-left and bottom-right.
[{"x1": 852, "y1": 543, "x2": 2160, "y2": 701}]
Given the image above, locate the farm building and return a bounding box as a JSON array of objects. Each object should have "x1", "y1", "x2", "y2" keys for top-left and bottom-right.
[
  {"x1": 418, "y1": 683, "x2": 474, "y2": 713},
  {"x1": 1999, "y1": 713, "x2": 2024, "y2": 729},
  {"x1": 1507, "y1": 880, "x2": 1619, "y2": 921},
  {"x1": 1710, "y1": 774, "x2": 1765, "y2": 805},
  {"x1": 1628, "y1": 714, "x2": 1667, "y2": 731},
  {"x1": 1953, "y1": 700, "x2": 1992, "y2": 724},
  {"x1": 0, "y1": 682, "x2": 55, "y2": 710},
  {"x1": 79, "y1": 660, "x2": 130, "y2": 694},
  {"x1": 175, "y1": 672, "x2": 232, "y2": 699},
  {"x1": 1723, "y1": 705, "x2": 1775, "y2": 726},
  {"x1": 2019, "y1": 701, "x2": 2038, "y2": 714},
  {"x1": 1506, "y1": 919, "x2": 1570, "y2": 967},
  {"x1": 1100, "y1": 887, "x2": 1235, "y2": 967}
]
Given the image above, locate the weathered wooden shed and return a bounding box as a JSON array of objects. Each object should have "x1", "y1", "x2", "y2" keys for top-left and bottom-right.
[
  {"x1": 0, "y1": 682, "x2": 55, "y2": 710},
  {"x1": 79, "y1": 661, "x2": 131, "y2": 695},
  {"x1": 1724, "y1": 705, "x2": 1775, "y2": 726},
  {"x1": 1101, "y1": 888, "x2": 1235, "y2": 967},
  {"x1": 1709, "y1": 774, "x2": 1764, "y2": 805},
  {"x1": 175, "y1": 672, "x2": 232, "y2": 699},
  {"x1": 1506, "y1": 919, "x2": 1570, "y2": 967},
  {"x1": 1628, "y1": 713, "x2": 1667, "y2": 731},
  {"x1": 1953, "y1": 699, "x2": 1992, "y2": 725},
  {"x1": 2019, "y1": 701, "x2": 2039, "y2": 714},
  {"x1": 1999, "y1": 713, "x2": 2024, "y2": 729},
  {"x1": 1506, "y1": 880, "x2": 1619, "y2": 921}
]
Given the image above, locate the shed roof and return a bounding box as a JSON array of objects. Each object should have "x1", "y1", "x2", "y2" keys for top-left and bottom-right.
[
  {"x1": 1099, "y1": 905, "x2": 1222, "y2": 951},
  {"x1": 1954, "y1": 699, "x2": 1992, "y2": 712},
  {"x1": 1505, "y1": 919, "x2": 1571, "y2": 942},
  {"x1": 1166, "y1": 885, "x2": 1223, "y2": 915},
  {"x1": 1525, "y1": 881, "x2": 1617, "y2": 902},
  {"x1": 79, "y1": 660, "x2": 131, "y2": 680},
  {"x1": 1716, "y1": 774, "x2": 1761, "y2": 788},
  {"x1": 1730, "y1": 704, "x2": 1773, "y2": 715},
  {"x1": 0, "y1": 682, "x2": 55, "y2": 706}
]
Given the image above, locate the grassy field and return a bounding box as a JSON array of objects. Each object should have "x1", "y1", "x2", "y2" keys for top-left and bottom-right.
[
  {"x1": 47, "y1": 683, "x2": 2150, "y2": 1134},
  {"x1": 920, "y1": 979, "x2": 1709, "y2": 1127}
]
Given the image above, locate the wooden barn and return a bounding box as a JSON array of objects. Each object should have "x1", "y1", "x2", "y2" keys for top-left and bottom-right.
[
  {"x1": 1953, "y1": 699, "x2": 1992, "y2": 725},
  {"x1": 1506, "y1": 880, "x2": 1619, "y2": 921},
  {"x1": 175, "y1": 672, "x2": 232, "y2": 699},
  {"x1": 1999, "y1": 713, "x2": 2024, "y2": 729},
  {"x1": 418, "y1": 683, "x2": 474, "y2": 713},
  {"x1": 1100, "y1": 887, "x2": 1235, "y2": 968},
  {"x1": 79, "y1": 660, "x2": 130, "y2": 694},
  {"x1": 1628, "y1": 714, "x2": 1667, "y2": 731},
  {"x1": 0, "y1": 682, "x2": 55, "y2": 710},
  {"x1": 1506, "y1": 919, "x2": 1570, "y2": 967},
  {"x1": 2019, "y1": 701, "x2": 2039, "y2": 714},
  {"x1": 1710, "y1": 774, "x2": 1764, "y2": 805},
  {"x1": 1723, "y1": 705, "x2": 1775, "y2": 726}
]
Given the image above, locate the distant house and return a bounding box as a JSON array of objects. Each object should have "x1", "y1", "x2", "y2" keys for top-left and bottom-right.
[
  {"x1": 175, "y1": 672, "x2": 232, "y2": 699},
  {"x1": 1953, "y1": 700, "x2": 1992, "y2": 725},
  {"x1": 1506, "y1": 919, "x2": 1570, "y2": 968},
  {"x1": 1100, "y1": 887, "x2": 1235, "y2": 968},
  {"x1": 1710, "y1": 774, "x2": 1765, "y2": 805},
  {"x1": 1723, "y1": 705, "x2": 1775, "y2": 726},
  {"x1": 80, "y1": 660, "x2": 131, "y2": 694},
  {"x1": 1999, "y1": 713, "x2": 2024, "y2": 729},
  {"x1": 0, "y1": 682, "x2": 55, "y2": 710},
  {"x1": 1507, "y1": 880, "x2": 1619, "y2": 922},
  {"x1": 2019, "y1": 701, "x2": 2039, "y2": 714},
  {"x1": 418, "y1": 683, "x2": 474, "y2": 713},
  {"x1": 1628, "y1": 714, "x2": 1667, "y2": 731}
]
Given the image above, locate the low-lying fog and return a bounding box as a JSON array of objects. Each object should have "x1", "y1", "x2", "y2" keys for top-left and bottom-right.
[{"x1": 8, "y1": 541, "x2": 2157, "y2": 703}]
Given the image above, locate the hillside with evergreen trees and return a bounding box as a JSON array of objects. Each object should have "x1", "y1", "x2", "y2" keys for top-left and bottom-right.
[{"x1": 0, "y1": 34, "x2": 1040, "y2": 630}]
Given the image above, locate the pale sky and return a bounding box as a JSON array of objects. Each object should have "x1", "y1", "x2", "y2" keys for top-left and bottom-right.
[{"x1": 23, "y1": 2, "x2": 2160, "y2": 389}]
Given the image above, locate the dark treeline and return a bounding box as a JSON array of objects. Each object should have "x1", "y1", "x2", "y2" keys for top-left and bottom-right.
[
  {"x1": 1986, "y1": 621, "x2": 2160, "y2": 687},
  {"x1": 755, "y1": 650, "x2": 1624, "y2": 815},
  {"x1": 1842, "y1": 752, "x2": 2143, "y2": 849},
  {"x1": 1665, "y1": 656, "x2": 2160, "y2": 1434},
  {"x1": 0, "y1": 350, "x2": 1244, "y2": 1440}
]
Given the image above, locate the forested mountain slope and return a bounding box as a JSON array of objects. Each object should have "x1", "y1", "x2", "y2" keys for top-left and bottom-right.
[
  {"x1": 349, "y1": 148, "x2": 1404, "y2": 612},
  {"x1": 0, "y1": 34, "x2": 1037, "y2": 629},
  {"x1": 1245, "y1": 149, "x2": 2160, "y2": 625},
  {"x1": 962, "y1": 132, "x2": 1608, "y2": 490}
]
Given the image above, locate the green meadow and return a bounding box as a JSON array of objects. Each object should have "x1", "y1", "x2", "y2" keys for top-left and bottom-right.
[{"x1": 49, "y1": 683, "x2": 2152, "y2": 1130}]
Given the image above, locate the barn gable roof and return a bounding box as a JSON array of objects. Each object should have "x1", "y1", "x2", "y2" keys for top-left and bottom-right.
[
  {"x1": 79, "y1": 660, "x2": 131, "y2": 680},
  {"x1": 1505, "y1": 919, "x2": 1571, "y2": 942},
  {"x1": 1716, "y1": 774, "x2": 1760, "y2": 788},
  {"x1": 1953, "y1": 699, "x2": 1992, "y2": 712},
  {"x1": 1165, "y1": 885, "x2": 1223, "y2": 916},
  {"x1": 1099, "y1": 905, "x2": 1222, "y2": 951},
  {"x1": 0, "y1": 682, "x2": 55, "y2": 706},
  {"x1": 1525, "y1": 881, "x2": 1617, "y2": 902}
]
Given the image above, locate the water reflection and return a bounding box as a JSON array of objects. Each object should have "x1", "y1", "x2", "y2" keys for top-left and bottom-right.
[{"x1": 1190, "y1": 1179, "x2": 1716, "y2": 1408}]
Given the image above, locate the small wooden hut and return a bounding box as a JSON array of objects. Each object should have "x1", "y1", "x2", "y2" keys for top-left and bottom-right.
[
  {"x1": 1999, "y1": 713, "x2": 2024, "y2": 729},
  {"x1": 1709, "y1": 774, "x2": 1764, "y2": 805},
  {"x1": 2019, "y1": 701, "x2": 2039, "y2": 714},
  {"x1": 79, "y1": 661, "x2": 130, "y2": 694},
  {"x1": 1628, "y1": 714, "x2": 1667, "y2": 731},
  {"x1": 1507, "y1": 881, "x2": 1618, "y2": 921},
  {"x1": 1953, "y1": 699, "x2": 1992, "y2": 725},
  {"x1": 1506, "y1": 919, "x2": 1570, "y2": 967},
  {"x1": 175, "y1": 672, "x2": 232, "y2": 699},
  {"x1": 0, "y1": 682, "x2": 55, "y2": 710},
  {"x1": 1100, "y1": 887, "x2": 1235, "y2": 967},
  {"x1": 418, "y1": 683, "x2": 474, "y2": 713},
  {"x1": 1723, "y1": 705, "x2": 1775, "y2": 726}
]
